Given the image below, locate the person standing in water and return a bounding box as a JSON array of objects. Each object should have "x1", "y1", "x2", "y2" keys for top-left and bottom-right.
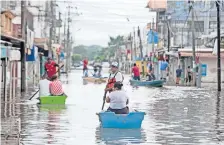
[
  {"x1": 186, "y1": 66, "x2": 192, "y2": 86},
  {"x1": 83, "y1": 57, "x2": 88, "y2": 76},
  {"x1": 176, "y1": 65, "x2": 182, "y2": 85},
  {"x1": 106, "y1": 82, "x2": 129, "y2": 114},
  {"x1": 132, "y1": 63, "x2": 140, "y2": 80},
  {"x1": 160, "y1": 60, "x2": 168, "y2": 80}
]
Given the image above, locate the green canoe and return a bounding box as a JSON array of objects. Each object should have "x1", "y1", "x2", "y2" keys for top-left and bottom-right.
[{"x1": 40, "y1": 96, "x2": 67, "y2": 104}]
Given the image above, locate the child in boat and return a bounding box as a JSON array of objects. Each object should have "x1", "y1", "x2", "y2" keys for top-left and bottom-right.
[
  {"x1": 49, "y1": 75, "x2": 67, "y2": 97},
  {"x1": 106, "y1": 82, "x2": 129, "y2": 114}
]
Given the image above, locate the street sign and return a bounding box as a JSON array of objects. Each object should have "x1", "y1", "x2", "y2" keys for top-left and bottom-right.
[
  {"x1": 201, "y1": 64, "x2": 207, "y2": 77},
  {"x1": 1, "y1": 46, "x2": 7, "y2": 58},
  {"x1": 147, "y1": 30, "x2": 159, "y2": 44}
]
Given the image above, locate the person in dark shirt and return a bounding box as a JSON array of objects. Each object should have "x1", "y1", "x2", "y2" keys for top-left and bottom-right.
[
  {"x1": 146, "y1": 72, "x2": 156, "y2": 81},
  {"x1": 176, "y1": 66, "x2": 182, "y2": 85},
  {"x1": 186, "y1": 66, "x2": 192, "y2": 86}
]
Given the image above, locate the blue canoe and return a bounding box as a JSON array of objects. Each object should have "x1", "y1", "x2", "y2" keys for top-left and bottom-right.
[
  {"x1": 129, "y1": 79, "x2": 164, "y2": 87},
  {"x1": 97, "y1": 111, "x2": 145, "y2": 129}
]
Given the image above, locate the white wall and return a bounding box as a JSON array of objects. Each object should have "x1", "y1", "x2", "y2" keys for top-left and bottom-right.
[{"x1": 200, "y1": 57, "x2": 224, "y2": 83}]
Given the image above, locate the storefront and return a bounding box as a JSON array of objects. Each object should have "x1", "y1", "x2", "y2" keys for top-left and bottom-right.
[{"x1": 0, "y1": 39, "x2": 21, "y2": 100}]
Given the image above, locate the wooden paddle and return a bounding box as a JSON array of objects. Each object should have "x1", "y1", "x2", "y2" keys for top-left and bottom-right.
[
  {"x1": 29, "y1": 64, "x2": 64, "y2": 100},
  {"x1": 101, "y1": 90, "x2": 107, "y2": 110}
]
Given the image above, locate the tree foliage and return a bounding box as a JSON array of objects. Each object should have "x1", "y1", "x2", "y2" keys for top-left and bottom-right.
[
  {"x1": 72, "y1": 54, "x2": 82, "y2": 63},
  {"x1": 107, "y1": 35, "x2": 125, "y2": 57},
  {"x1": 73, "y1": 45, "x2": 103, "y2": 60}
]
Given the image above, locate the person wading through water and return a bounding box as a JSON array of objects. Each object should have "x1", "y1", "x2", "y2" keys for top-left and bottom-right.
[
  {"x1": 45, "y1": 57, "x2": 59, "y2": 78},
  {"x1": 106, "y1": 82, "x2": 129, "y2": 114},
  {"x1": 105, "y1": 62, "x2": 124, "y2": 93},
  {"x1": 83, "y1": 57, "x2": 88, "y2": 76},
  {"x1": 132, "y1": 63, "x2": 140, "y2": 80}
]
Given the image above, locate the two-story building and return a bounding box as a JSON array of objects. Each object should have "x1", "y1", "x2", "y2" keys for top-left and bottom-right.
[{"x1": 1, "y1": 10, "x2": 16, "y2": 36}]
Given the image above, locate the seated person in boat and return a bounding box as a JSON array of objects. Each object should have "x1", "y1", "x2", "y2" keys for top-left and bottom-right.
[
  {"x1": 146, "y1": 72, "x2": 156, "y2": 81},
  {"x1": 39, "y1": 75, "x2": 51, "y2": 98},
  {"x1": 106, "y1": 82, "x2": 129, "y2": 114},
  {"x1": 97, "y1": 66, "x2": 102, "y2": 77},
  {"x1": 93, "y1": 66, "x2": 98, "y2": 77},
  {"x1": 49, "y1": 75, "x2": 67, "y2": 97}
]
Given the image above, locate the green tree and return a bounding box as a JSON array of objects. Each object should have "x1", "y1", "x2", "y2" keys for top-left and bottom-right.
[
  {"x1": 72, "y1": 54, "x2": 82, "y2": 64},
  {"x1": 107, "y1": 35, "x2": 125, "y2": 57}
]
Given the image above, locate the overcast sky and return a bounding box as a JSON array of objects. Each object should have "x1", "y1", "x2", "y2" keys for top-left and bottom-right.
[{"x1": 57, "y1": 0, "x2": 156, "y2": 47}]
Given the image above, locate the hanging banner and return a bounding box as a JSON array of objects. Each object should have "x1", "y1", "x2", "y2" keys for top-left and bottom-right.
[
  {"x1": 1, "y1": 45, "x2": 8, "y2": 58},
  {"x1": 201, "y1": 64, "x2": 207, "y2": 77}
]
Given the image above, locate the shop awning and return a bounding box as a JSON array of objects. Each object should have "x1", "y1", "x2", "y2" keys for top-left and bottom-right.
[{"x1": 180, "y1": 52, "x2": 224, "y2": 58}]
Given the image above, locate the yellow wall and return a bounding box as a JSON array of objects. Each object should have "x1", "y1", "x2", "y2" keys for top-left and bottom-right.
[{"x1": 135, "y1": 61, "x2": 148, "y2": 74}]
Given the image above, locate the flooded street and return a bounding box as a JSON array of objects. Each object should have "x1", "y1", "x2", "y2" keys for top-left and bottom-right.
[{"x1": 5, "y1": 70, "x2": 224, "y2": 145}]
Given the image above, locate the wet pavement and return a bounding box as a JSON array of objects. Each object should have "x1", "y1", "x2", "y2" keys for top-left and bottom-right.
[{"x1": 2, "y1": 69, "x2": 224, "y2": 145}]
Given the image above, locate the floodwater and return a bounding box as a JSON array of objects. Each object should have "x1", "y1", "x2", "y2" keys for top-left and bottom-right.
[{"x1": 2, "y1": 69, "x2": 224, "y2": 145}]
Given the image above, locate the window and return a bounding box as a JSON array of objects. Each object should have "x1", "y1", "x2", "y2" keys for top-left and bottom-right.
[
  {"x1": 9, "y1": 18, "x2": 12, "y2": 31},
  {"x1": 5, "y1": 16, "x2": 8, "y2": 31},
  {"x1": 1, "y1": 15, "x2": 5, "y2": 28}
]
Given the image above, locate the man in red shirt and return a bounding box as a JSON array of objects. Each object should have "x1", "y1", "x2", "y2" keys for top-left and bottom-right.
[
  {"x1": 44, "y1": 57, "x2": 59, "y2": 78},
  {"x1": 83, "y1": 57, "x2": 88, "y2": 76},
  {"x1": 132, "y1": 63, "x2": 140, "y2": 80}
]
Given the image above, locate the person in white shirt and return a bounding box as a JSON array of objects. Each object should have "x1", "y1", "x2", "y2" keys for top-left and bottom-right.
[
  {"x1": 105, "y1": 62, "x2": 124, "y2": 93},
  {"x1": 39, "y1": 76, "x2": 51, "y2": 97},
  {"x1": 106, "y1": 82, "x2": 129, "y2": 114}
]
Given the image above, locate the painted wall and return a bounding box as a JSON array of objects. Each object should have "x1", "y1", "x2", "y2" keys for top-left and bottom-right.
[{"x1": 200, "y1": 57, "x2": 224, "y2": 83}]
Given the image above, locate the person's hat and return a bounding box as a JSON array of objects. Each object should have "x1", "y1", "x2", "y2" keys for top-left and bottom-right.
[{"x1": 111, "y1": 62, "x2": 118, "y2": 68}]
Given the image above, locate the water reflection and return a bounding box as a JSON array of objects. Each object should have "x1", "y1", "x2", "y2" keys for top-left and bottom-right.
[
  {"x1": 39, "y1": 105, "x2": 66, "y2": 112},
  {"x1": 215, "y1": 92, "x2": 222, "y2": 142},
  {"x1": 95, "y1": 126, "x2": 147, "y2": 145}
]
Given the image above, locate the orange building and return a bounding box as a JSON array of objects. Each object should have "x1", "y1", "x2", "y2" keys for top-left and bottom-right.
[
  {"x1": 147, "y1": 0, "x2": 167, "y2": 11},
  {"x1": 1, "y1": 10, "x2": 16, "y2": 36}
]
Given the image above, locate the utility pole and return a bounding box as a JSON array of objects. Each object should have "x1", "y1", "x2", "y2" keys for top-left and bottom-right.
[
  {"x1": 216, "y1": 0, "x2": 221, "y2": 91},
  {"x1": 130, "y1": 33, "x2": 133, "y2": 61},
  {"x1": 133, "y1": 27, "x2": 137, "y2": 59},
  {"x1": 167, "y1": 20, "x2": 170, "y2": 63},
  {"x1": 138, "y1": 26, "x2": 145, "y2": 76},
  {"x1": 63, "y1": 12, "x2": 66, "y2": 49},
  {"x1": 152, "y1": 18, "x2": 155, "y2": 53},
  {"x1": 58, "y1": 12, "x2": 61, "y2": 43},
  {"x1": 66, "y1": 6, "x2": 72, "y2": 73},
  {"x1": 58, "y1": 11, "x2": 62, "y2": 77},
  {"x1": 190, "y1": 1, "x2": 196, "y2": 86},
  {"x1": 138, "y1": 26, "x2": 143, "y2": 59},
  {"x1": 21, "y1": 1, "x2": 26, "y2": 92},
  {"x1": 49, "y1": 1, "x2": 54, "y2": 58}
]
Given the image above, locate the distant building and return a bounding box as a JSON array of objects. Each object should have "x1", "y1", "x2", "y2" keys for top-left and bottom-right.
[
  {"x1": 147, "y1": 0, "x2": 224, "y2": 48},
  {"x1": 1, "y1": 10, "x2": 16, "y2": 36}
]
